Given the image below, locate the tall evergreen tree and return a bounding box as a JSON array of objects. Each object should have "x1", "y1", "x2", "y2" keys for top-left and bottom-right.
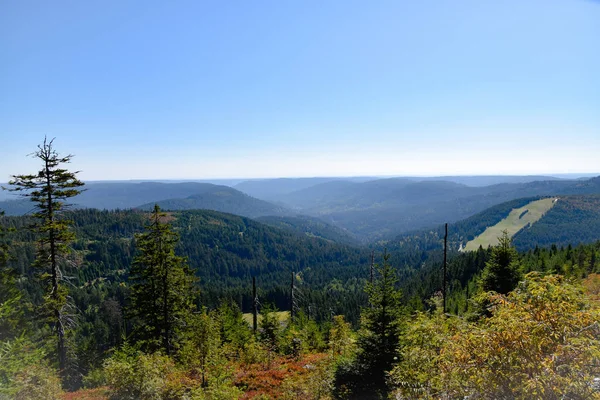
[
  {"x1": 480, "y1": 230, "x2": 521, "y2": 294},
  {"x1": 335, "y1": 251, "x2": 404, "y2": 399},
  {"x1": 129, "y1": 204, "x2": 197, "y2": 354},
  {"x1": 7, "y1": 137, "x2": 84, "y2": 381}
]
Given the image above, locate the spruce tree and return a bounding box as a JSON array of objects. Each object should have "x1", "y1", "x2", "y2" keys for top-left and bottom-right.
[
  {"x1": 480, "y1": 230, "x2": 521, "y2": 294},
  {"x1": 129, "y1": 204, "x2": 197, "y2": 354},
  {"x1": 335, "y1": 251, "x2": 404, "y2": 399},
  {"x1": 358, "y1": 251, "x2": 404, "y2": 391},
  {"x1": 7, "y1": 137, "x2": 84, "y2": 381}
]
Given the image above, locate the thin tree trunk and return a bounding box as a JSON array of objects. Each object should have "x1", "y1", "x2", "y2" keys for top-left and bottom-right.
[
  {"x1": 163, "y1": 258, "x2": 169, "y2": 355},
  {"x1": 45, "y1": 155, "x2": 66, "y2": 375}
]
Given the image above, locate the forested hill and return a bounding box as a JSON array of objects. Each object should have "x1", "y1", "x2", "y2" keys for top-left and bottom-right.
[
  {"x1": 248, "y1": 175, "x2": 600, "y2": 241},
  {"x1": 0, "y1": 181, "x2": 291, "y2": 219},
  {"x1": 136, "y1": 188, "x2": 291, "y2": 218},
  {"x1": 381, "y1": 195, "x2": 600, "y2": 268},
  {"x1": 512, "y1": 195, "x2": 600, "y2": 250},
  {"x1": 256, "y1": 214, "x2": 360, "y2": 245},
  {"x1": 3, "y1": 208, "x2": 372, "y2": 314}
]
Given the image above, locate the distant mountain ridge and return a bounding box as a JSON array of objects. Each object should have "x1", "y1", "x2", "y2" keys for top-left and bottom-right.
[
  {"x1": 136, "y1": 187, "x2": 291, "y2": 218},
  {"x1": 260, "y1": 176, "x2": 600, "y2": 241},
  {"x1": 0, "y1": 182, "x2": 290, "y2": 219},
  {"x1": 3, "y1": 176, "x2": 600, "y2": 243}
]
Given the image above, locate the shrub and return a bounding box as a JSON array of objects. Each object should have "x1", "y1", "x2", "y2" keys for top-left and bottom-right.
[
  {"x1": 103, "y1": 352, "x2": 181, "y2": 400},
  {"x1": 391, "y1": 273, "x2": 600, "y2": 399},
  {"x1": 11, "y1": 363, "x2": 63, "y2": 400},
  {"x1": 0, "y1": 337, "x2": 62, "y2": 400}
]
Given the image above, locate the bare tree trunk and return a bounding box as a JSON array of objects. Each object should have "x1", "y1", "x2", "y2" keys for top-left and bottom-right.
[
  {"x1": 163, "y1": 261, "x2": 169, "y2": 355},
  {"x1": 252, "y1": 276, "x2": 257, "y2": 335},
  {"x1": 443, "y1": 223, "x2": 448, "y2": 314},
  {"x1": 45, "y1": 154, "x2": 66, "y2": 375}
]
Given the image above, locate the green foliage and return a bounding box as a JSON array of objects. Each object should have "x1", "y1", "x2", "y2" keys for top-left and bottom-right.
[
  {"x1": 280, "y1": 311, "x2": 326, "y2": 357},
  {"x1": 328, "y1": 315, "x2": 353, "y2": 357},
  {"x1": 104, "y1": 343, "x2": 242, "y2": 400},
  {"x1": 514, "y1": 195, "x2": 600, "y2": 250},
  {"x1": 390, "y1": 273, "x2": 600, "y2": 399},
  {"x1": 0, "y1": 337, "x2": 62, "y2": 400},
  {"x1": 334, "y1": 251, "x2": 404, "y2": 399},
  {"x1": 129, "y1": 205, "x2": 198, "y2": 354},
  {"x1": 217, "y1": 301, "x2": 252, "y2": 358},
  {"x1": 257, "y1": 215, "x2": 360, "y2": 246},
  {"x1": 0, "y1": 212, "x2": 25, "y2": 341},
  {"x1": 259, "y1": 305, "x2": 282, "y2": 353},
  {"x1": 178, "y1": 308, "x2": 222, "y2": 387},
  {"x1": 480, "y1": 230, "x2": 522, "y2": 294},
  {"x1": 103, "y1": 351, "x2": 179, "y2": 400},
  {"x1": 7, "y1": 137, "x2": 84, "y2": 385},
  {"x1": 9, "y1": 364, "x2": 63, "y2": 400},
  {"x1": 391, "y1": 298, "x2": 464, "y2": 399}
]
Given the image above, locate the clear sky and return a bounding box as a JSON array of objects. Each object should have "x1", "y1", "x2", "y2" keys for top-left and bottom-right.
[{"x1": 1, "y1": 0, "x2": 599, "y2": 181}]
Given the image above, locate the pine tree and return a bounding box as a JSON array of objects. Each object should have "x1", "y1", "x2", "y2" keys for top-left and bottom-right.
[
  {"x1": 129, "y1": 204, "x2": 197, "y2": 354},
  {"x1": 335, "y1": 251, "x2": 404, "y2": 399},
  {"x1": 7, "y1": 137, "x2": 84, "y2": 381},
  {"x1": 358, "y1": 251, "x2": 404, "y2": 390},
  {"x1": 480, "y1": 230, "x2": 521, "y2": 294}
]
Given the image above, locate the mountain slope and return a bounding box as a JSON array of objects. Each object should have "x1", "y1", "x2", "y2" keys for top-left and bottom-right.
[
  {"x1": 267, "y1": 176, "x2": 600, "y2": 241},
  {"x1": 77, "y1": 182, "x2": 242, "y2": 209},
  {"x1": 464, "y1": 198, "x2": 556, "y2": 251},
  {"x1": 3, "y1": 208, "x2": 371, "y2": 315},
  {"x1": 233, "y1": 177, "x2": 377, "y2": 201},
  {"x1": 256, "y1": 215, "x2": 360, "y2": 245},
  {"x1": 385, "y1": 194, "x2": 600, "y2": 259},
  {"x1": 136, "y1": 188, "x2": 291, "y2": 218},
  {"x1": 0, "y1": 182, "x2": 290, "y2": 218},
  {"x1": 512, "y1": 195, "x2": 600, "y2": 250}
]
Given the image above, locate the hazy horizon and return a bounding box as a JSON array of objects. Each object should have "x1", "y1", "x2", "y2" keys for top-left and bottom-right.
[{"x1": 2, "y1": 172, "x2": 600, "y2": 187}]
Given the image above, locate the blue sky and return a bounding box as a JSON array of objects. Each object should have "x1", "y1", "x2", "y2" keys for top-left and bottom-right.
[{"x1": 1, "y1": 0, "x2": 599, "y2": 180}]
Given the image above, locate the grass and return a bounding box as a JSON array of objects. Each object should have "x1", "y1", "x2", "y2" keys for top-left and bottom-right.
[
  {"x1": 464, "y1": 197, "x2": 557, "y2": 251},
  {"x1": 242, "y1": 311, "x2": 290, "y2": 326}
]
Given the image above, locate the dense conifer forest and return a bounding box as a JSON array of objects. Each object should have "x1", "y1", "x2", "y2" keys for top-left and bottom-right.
[{"x1": 1, "y1": 141, "x2": 599, "y2": 399}]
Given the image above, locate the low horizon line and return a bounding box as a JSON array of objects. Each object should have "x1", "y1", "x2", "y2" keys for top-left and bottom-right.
[{"x1": 3, "y1": 172, "x2": 598, "y2": 184}]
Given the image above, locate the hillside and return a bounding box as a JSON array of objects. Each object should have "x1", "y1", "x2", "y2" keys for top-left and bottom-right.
[
  {"x1": 0, "y1": 182, "x2": 290, "y2": 218},
  {"x1": 386, "y1": 195, "x2": 600, "y2": 262},
  {"x1": 0, "y1": 199, "x2": 32, "y2": 216},
  {"x1": 4, "y1": 176, "x2": 600, "y2": 242},
  {"x1": 464, "y1": 197, "x2": 556, "y2": 251},
  {"x1": 263, "y1": 176, "x2": 600, "y2": 241},
  {"x1": 77, "y1": 182, "x2": 233, "y2": 209},
  {"x1": 232, "y1": 175, "x2": 564, "y2": 201},
  {"x1": 3, "y1": 208, "x2": 371, "y2": 314},
  {"x1": 512, "y1": 195, "x2": 600, "y2": 250},
  {"x1": 136, "y1": 187, "x2": 291, "y2": 218},
  {"x1": 233, "y1": 177, "x2": 375, "y2": 200},
  {"x1": 256, "y1": 215, "x2": 360, "y2": 245}
]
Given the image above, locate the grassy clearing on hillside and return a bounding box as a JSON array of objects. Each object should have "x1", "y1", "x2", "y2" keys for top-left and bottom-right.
[
  {"x1": 242, "y1": 311, "x2": 290, "y2": 326},
  {"x1": 464, "y1": 197, "x2": 556, "y2": 251}
]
